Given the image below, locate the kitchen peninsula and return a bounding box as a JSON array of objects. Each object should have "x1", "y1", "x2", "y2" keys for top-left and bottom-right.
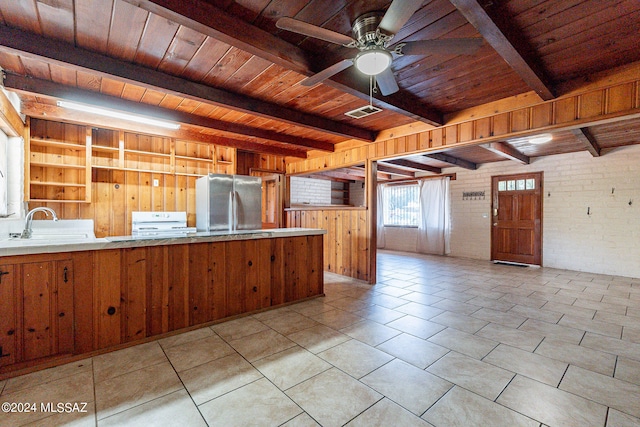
[{"x1": 0, "y1": 228, "x2": 325, "y2": 377}]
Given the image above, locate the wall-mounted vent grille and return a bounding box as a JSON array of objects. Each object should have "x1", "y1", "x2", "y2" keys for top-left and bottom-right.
[{"x1": 345, "y1": 105, "x2": 382, "y2": 119}]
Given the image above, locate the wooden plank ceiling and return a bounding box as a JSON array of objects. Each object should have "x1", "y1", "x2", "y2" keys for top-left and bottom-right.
[{"x1": 0, "y1": 0, "x2": 639, "y2": 172}]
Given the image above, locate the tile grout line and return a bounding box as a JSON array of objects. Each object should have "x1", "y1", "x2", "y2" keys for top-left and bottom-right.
[{"x1": 157, "y1": 341, "x2": 210, "y2": 426}]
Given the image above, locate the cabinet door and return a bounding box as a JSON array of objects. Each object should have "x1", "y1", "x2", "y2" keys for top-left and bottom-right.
[
  {"x1": 0, "y1": 264, "x2": 17, "y2": 366},
  {"x1": 21, "y1": 260, "x2": 75, "y2": 361},
  {"x1": 189, "y1": 243, "x2": 211, "y2": 325},
  {"x1": 94, "y1": 250, "x2": 122, "y2": 349},
  {"x1": 209, "y1": 242, "x2": 227, "y2": 321},
  {"x1": 55, "y1": 259, "x2": 75, "y2": 354},
  {"x1": 226, "y1": 241, "x2": 244, "y2": 316},
  {"x1": 167, "y1": 244, "x2": 189, "y2": 332},
  {"x1": 22, "y1": 262, "x2": 53, "y2": 360},
  {"x1": 241, "y1": 240, "x2": 262, "y2": 313},
  {"x1": 123, "y1": 247, "x2": 146, "y2": 342},
  {"x1": 147, "y1": 246, "x2": 169, "y2": 337}
]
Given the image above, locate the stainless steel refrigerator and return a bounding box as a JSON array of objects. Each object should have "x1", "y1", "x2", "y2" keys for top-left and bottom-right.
[{"x1": 196, "y1": 173, "x2": 262, "y2": 232}]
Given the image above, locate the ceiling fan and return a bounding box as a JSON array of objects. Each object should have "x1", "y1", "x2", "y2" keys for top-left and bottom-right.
[{"x1": 276, "y1": 0, "x2": 483, "y2": 96}]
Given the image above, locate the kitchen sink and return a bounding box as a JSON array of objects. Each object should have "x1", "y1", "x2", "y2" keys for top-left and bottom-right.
[{"x1": 0, "y1": 219, "x2": 99, "y2": 247}]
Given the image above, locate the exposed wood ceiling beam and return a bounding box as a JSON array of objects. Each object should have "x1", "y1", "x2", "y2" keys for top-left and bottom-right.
[
  {"x1": 121, "y1": 0, "x2": 444, "y2": 126},
  {"x1": 0, "y1": 25, "x2": 374, "y2": 143},
  {"x1": 338, "y1": 167, "x2": 391, "y2": 181},
  {"x1": 355, "y1": 163, "x2": 415, "y2": 177},
  {"x1": 314, "y1": 171, "x2": 363, "y2": 182},
  {"x1": 357, "y1": 163, "x2": 416, "y2": 178},
  {"x1": 4, "y1": 74, "x2": 334, "y2": 152},
  {"x1": 20, "y1": 100, "x2": 307, "y2": 158},
  {"x1": 303, "y1": 174, "x2": 352, "y2": 183},
  {"x1": 572, "y1": 128, "x2": 601, "y2": 157},
  {"x1": 449, "y1": 0, "x2": 555, "y2": 100},
  {"x1": 481, "y1": 142, "x2": 530, "y2": 164},
  {"x1": 382, "y1": 159, "x2": 442, "y2": 174},
  {"x1": 310, "y1": 167, "x2": 390, "y2": 181},
  {"x1": 424, "y1": 153, "x2": 477, "y2": 170}
]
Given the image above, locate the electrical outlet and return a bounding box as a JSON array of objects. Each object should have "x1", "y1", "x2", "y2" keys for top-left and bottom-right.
[{"x1": 153, "y1": 179, "x2": 159, "y2": 187}]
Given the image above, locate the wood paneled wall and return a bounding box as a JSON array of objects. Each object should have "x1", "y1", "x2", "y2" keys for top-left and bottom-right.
[
  {"x1": 236, "y1": 150, "x2": 286, "y2": 175},
  {"x1": 286, "y1": 208, "x2": 369, "y2": 282},
  {"x1": 27, "y1": 120, "x2": 286, "y2": 238},
  {"x1": 29, "y1": 161, "x2": 202, "y2": 237},
  {"x1": 287, "y1": 76, "x2": 640, "y2": 175}
]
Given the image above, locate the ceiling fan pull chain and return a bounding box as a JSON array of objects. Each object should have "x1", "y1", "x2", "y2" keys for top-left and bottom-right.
[
  {"x1": 369, "y1": 75, "x2": 379, "y2": 108},
  {"x1": 369, "y1": 75, "x2": 373, "y2": 107}
]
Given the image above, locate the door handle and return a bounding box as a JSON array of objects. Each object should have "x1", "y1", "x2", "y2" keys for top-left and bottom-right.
[
  {"x1": 0, "y1": 270, "x2": 9, "y2": 284},
  {"x1": 493, "y1": 223, "x2": 498, "y2": 226}
]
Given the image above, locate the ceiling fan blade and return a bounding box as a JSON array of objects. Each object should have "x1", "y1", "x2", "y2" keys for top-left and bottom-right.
[
  {"x1": 276, "y1": 17, "x2": 356, "y2": 46},
  {"x1": 301, "y1": 59, "x2": 354, "y2": 87},
  {"x1": 378, "y1": 0, "x2": 424, "y2": 35},
  {"x1": 376, "y1": 68, "x2": 399, "y2": 96},
  {"x1": 395, "y1": 38, "x2": 484, "y2": 56}
]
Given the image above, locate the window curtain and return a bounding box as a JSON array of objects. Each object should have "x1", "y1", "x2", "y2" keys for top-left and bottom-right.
[
  {"x1": 376, "y1": 184, "x2": 385, "y2": 249},
  {"x1": 417, "y1": 177, "x2": 451, "y2": 255}
]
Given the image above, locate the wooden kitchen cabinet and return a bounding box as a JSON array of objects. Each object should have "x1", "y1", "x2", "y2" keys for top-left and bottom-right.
[
  {"x1": 283, "y1": 235, "x2": 323, "y2": 302},
  {"x1": 22, "y1": 260, "x2": 74, "y2": 360},
  {"x1": 226, "y1": 239, "x2": 267, "y2": 316},
  {"x1": 0, "y1": 257, "x2": 75, "y2": 366},
  {"x1": 0, "y1": 264, "x2": 17, "y2": 367},
  {"x1": 94, "y1": 250, "x2": 122, "y2": 350},
  {"x1": 122, "y1": 247, "x2": 147, "y2": 343},
  {"x1": 1, "y1": 232, "x2": 323, "y2": 378}
]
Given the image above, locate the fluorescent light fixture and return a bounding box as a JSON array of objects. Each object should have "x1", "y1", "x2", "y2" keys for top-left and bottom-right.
[
  {"x1": 528, "y1": 134, "x2": 553, "y2": 145},
  {"x1": 355, "y1": 48, "x2": 392, "y2": 76},
  {"x1": 56, "y1": 100, "x2": 180, "y2": 130}
]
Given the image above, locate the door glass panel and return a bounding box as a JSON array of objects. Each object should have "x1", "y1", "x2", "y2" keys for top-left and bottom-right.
[
  {"x1": 525, "y1": 179, "x2": 535, "y2": 190},
  {"x1": 498, "y1": 179, "x2": 537, "y2": 192}
]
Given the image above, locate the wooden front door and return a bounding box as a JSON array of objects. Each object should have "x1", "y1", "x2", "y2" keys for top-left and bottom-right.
[{"x1": 491, "y1": 172, "x2": 543, "y2": 265}]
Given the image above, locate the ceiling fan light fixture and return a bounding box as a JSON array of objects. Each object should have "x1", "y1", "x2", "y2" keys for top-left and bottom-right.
[
  {"x1": 528, "y1": 134, "x2": 553, "y2": 145},
  {"x1": 355, "y1": 48, "x2": 392, "y2": 76}
]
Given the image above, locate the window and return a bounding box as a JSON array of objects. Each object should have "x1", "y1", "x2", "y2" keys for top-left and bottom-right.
[
  {"x1": 498, "y1": 178, "x2": 535, "y2": 191},
  {"x1": 382, "y1": 184, "x2": 419, "y2": 227}
]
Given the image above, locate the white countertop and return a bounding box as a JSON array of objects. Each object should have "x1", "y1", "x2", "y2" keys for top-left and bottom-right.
[{"x1": 0, "y1": 228, "x2": 326, "y2": 257}]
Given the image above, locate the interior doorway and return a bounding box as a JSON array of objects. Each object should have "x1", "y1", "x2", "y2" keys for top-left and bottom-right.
[
  {"x1": 250, "y1": 171, "x2": 283, "y2": 229},
  {"x1": 491, "y1": 172, "x2": 543, "y2": 265}
]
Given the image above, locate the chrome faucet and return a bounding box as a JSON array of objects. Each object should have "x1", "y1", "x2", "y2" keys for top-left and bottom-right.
[{"x1": 21, "y1": 207, "x2": 58, "y2": 239}]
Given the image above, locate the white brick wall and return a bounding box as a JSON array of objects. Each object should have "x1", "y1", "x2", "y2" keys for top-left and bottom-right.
[
  {"x1": 447, "y1": 145, "x2": 640, "y2": 278},
  {"x1": 383, "y1": 226, "x2": 418, "y2": 252},
  {"x1": 290, "y1": 176, "x2": 332, "y2": 205},
  {"x1": 382, "y1": 145, "x2": 640, "y2": 278}
]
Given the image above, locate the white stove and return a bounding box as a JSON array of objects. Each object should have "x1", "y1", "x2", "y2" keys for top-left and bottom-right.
[{"x1": 131, "y1": 212, "x2": 196, "y2": 238}]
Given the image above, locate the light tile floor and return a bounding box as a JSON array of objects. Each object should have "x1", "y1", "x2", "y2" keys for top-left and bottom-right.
[{"x1": 2, "y1": 250, "x2": 640, "y2": 426}]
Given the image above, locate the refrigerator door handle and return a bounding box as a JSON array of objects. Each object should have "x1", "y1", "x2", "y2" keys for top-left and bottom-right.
[
  {"x1": 228, "y1": 191, "x2": 234, "y2": 232},
  {"x1": 232, "y1": 190, "x2": 238, "y2": 231}
]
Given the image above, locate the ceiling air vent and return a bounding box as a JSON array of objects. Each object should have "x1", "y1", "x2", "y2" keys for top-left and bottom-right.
[{"x1": 345, "y1": 105, "x2": 382, "y2": 119}]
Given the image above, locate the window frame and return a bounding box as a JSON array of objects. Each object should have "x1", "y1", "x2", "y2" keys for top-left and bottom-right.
[{"x1": 381, "y1": 183, "x2": 420, "y2": 228}]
